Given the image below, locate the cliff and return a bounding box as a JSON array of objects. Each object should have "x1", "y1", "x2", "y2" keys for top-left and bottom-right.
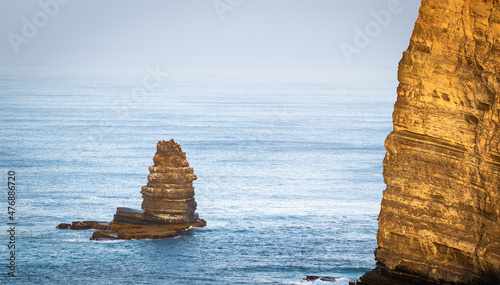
[{"x1": 356, "y1": 0, "x2": 500, "y2": 284}]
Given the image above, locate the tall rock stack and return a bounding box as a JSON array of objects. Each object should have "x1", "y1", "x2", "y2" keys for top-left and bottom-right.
[
  {"x1": 355, "y1": 0, "x2": 500, "y2": 284},
  {"x1": 57, "y1": 139, "x2": 206, "y2": 240},
  {"x1": 141, "y1": 139, "x2": 199, "y2": 222}
]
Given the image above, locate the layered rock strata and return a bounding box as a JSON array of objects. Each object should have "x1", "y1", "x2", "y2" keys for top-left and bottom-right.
[
  {"x1": 140, "y1": 139, "x2": 199, "y2": 221},
  {"x1": 58, "y1": 139, "x2": 205, "y2": 240},
  {"x1": 355, "y1": 0, "x2": 500, "y2": 284}
]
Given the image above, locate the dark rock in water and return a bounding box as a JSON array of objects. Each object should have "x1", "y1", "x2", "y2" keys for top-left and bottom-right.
[
  {"x1": 56, "y1": 221, "x2": 110, "y2": 230},
  {"x1": 304, "y1": 276, "x2": 336, "y2": 282},
  {"x1": 58, "y1": 139, "x2": 206, "y2": 240},
  {"x1": 112, "y1": 207, "x2": 147, "y2": 224},
  {"x1": 82, "y1": 221, "x2": 110, "y2": 230},
  {"x1": 349, "y1": 268, "x2": 435, "y2": 285},
  {"x1": 70, "y1": 221, "x2": 91, "y2": 230},
  {"x1": 91, "y1": 230, "x2": 118, "y2": 240},
  {"x1": 56, "y1": 223, "x2": 71, "y2": 229}
]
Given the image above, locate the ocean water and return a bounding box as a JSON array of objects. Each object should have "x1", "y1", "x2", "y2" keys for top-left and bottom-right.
[{"x1": 0, "y1": 69, "x2": 397, "y2": 284}]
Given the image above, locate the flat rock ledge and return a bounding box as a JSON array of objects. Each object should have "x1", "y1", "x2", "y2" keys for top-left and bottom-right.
[
  {"x1": 57, "y1": 208, "x2": 206, "y2": 241},
  {"x1": 349, "y1": 267, "x2": 441, "y2": 285}
]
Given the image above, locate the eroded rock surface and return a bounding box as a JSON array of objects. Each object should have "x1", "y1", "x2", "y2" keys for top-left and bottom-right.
[
  {"x1": 355, "y1": 1, "x2": 500, "y2": 284},
  {"x1": 140, "y1": 139, "x2": 199, "y2": 221},
  {"x1": 58, "y1": 139, "x2": 206, "y2": 240}
]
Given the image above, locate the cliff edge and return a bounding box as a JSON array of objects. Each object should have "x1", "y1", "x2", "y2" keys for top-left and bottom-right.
[{"x1": 356, "y1": 0, "x2": 500, "y2": 284}]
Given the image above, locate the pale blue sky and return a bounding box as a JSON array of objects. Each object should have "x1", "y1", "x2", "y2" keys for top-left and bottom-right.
[{"x1": 0, "y1": 0, "x2": 421, "y2": 72}]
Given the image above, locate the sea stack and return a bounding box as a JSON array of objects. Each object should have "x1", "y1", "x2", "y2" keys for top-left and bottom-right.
[
  {"x1": 141, "y1": 139, "x2": 199, "y2": 222},
  {"x1": 57, "y1": 139, "x2": 206, "y2": 240},
  {"x1": 354, "y1": 0, "x2": 500, "y2": 284},
  {"x1": 112, "y1": 139, "x2": 205, "y2": 226}
]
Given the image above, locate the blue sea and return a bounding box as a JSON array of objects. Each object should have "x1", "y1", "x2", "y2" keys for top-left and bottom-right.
[{"x1": 0, "y1": 68, "x2": 397, "y2": 284}]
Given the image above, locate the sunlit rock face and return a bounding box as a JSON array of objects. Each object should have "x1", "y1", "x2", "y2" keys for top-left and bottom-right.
[
  {"x1": 140, "y1": 139, "x2": 199, "y2": 221},
  {"x1": 356, "y1": 0, "x2": 500, "y2": 284}
]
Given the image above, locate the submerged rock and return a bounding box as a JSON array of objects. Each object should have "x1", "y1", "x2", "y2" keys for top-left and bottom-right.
[
  {"x1": 304, "y1": 276, "x2": 336, "y2": 282},
  {"x1": 58, "y1": 139, "x2": 206, "y2": 240}
]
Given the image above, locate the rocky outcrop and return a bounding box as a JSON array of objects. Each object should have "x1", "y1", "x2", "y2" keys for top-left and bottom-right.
[
  {"x1": 56, "y1": 221, "x2": 110, "y2": 230},
  {"x1": 355, "y1": 0, "x2": 500, "y2": 284},
  {"x1": 141, "y1": 139, "x2": 199, "y2": 220},
  {"x1": 113, "y1": 139, "x2": 202, "y2": 224},
  {"x1": 58, "y1": 139, "x2": 206, "y2": 240}
]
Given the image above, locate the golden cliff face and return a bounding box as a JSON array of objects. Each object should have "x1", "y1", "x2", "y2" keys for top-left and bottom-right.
[{"x1": 362, "y1": 0, "x2": 500, "y2": 284}]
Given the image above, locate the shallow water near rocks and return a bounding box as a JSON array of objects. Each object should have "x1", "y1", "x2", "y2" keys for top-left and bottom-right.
[{"x1": 0, "y1": 70, "x2": 396, "y2": 284}]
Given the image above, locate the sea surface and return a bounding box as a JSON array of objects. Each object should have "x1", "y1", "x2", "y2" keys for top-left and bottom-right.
[{"x1": 0, "y1": 69, "x2": 397, "y2": 284}]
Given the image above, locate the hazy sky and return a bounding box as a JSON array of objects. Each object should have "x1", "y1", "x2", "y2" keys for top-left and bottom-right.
[{"x1": 0, "y1": 0, "x2": 421, "y2": 72}]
